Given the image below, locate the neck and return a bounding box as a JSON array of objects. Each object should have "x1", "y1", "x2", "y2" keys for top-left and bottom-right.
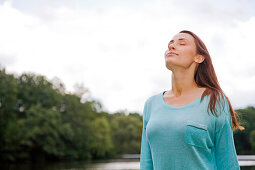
[{"x1": 170, "y1": 72, "x2": 199, "y2": 97}]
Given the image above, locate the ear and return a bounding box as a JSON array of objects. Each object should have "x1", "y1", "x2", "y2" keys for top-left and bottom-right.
[{"x1": 194, "y1": 54, "x2": 205, "y2": 63}]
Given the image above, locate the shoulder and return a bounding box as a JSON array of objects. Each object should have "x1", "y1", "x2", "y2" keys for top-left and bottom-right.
[
  {"x1": 203, "y1": 92, "x2": 230, "y2": 116},
  {"x1": 216, "y1": 93, "x2": 230, "y2": 116},
  {"x1": 144, "y1": 91, "x2": 162, "y2": 106},
  {"x1": 213, "y1": 94, "x2": 232, "y2": 132},
  {"x1": 143, "y1": 91, "x2": 162, "y2": 118}
]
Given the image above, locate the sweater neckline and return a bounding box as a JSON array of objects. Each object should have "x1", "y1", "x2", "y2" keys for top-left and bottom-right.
[{"x1": 160, "y1": 90, "x2": 202, "y2": 109}]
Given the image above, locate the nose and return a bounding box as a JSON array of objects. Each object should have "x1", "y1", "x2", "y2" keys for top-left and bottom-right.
[{"x1": 168, "y1": 43, "x2": 175, "y2": 50}]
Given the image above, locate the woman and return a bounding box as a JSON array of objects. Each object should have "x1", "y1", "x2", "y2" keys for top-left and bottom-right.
[{"x1": 140, "y1": 30, "x2": 244, "y2": 170}]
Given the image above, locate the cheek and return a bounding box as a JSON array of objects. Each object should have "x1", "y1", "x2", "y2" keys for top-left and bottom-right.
[
  {"x1": 164, "y1": 50, "x2": 168, "y2": 58},
  {"x1": 181, "y1": 57, "x2": 193, "y2": 66},
  {"x1": 177, "y1": 54, "x2": 195, "y2": 68},
  {"x1": 181, "y1": 49, "x2": 195, "y2": 62},
  {"x1": 182, "y1": 48, "x2": 195, "y2": 56}
]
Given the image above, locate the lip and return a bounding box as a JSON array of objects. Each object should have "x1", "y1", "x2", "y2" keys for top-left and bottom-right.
[{"x1": 166, "y1": 52, "x2": 178, "y2": 56}]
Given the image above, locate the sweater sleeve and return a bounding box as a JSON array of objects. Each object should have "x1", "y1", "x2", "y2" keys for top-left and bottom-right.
[
  {"x1": 215, "y1": 98, "x2": 240, "y2": 170},
  {"x1": 140, "y1": 99, "x2": 153, "y2": 170}
]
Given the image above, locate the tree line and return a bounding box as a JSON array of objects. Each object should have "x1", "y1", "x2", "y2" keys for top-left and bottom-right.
[{"x1": 0, "y1": 67, "x2": 254, "y2": 162}]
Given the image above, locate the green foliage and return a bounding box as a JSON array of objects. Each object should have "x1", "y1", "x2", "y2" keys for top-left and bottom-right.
[
  {"x1": 109, "y1": 113, "x2": 142, "y2": 154},
  {"x1": 250, "y1": 130, "x2": 255, "y2": 153},
  {"x1": 0, "y1": 67, "x2": 144, "y2": 162},
  {"x1": 3, "y1": 66, "x2": 255, "y2": 163},
  {"x1": 0, "y1": 68, "x2": 19, "y2": 161},
  {"x1": 90, "y1": 117, "x2": 113, "y2": 158},
  {"x1": 16, "y1": 73, "x2": 62, "y2": 111},
  {"x1": 18, "y1": 104, "x2": 72, "y2": 159},
  {"x1": 234, "y1": 106, "x2": 255, "y2": 154}
]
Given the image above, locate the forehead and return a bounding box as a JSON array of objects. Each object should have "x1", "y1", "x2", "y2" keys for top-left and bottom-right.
[{"x1": 170, "y1": 33, "x2": 195, "y2": 43}]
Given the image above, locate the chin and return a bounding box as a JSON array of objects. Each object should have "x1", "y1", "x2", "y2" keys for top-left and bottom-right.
[{"x1": 165, "y1": 63, "x2": 174, "y2": 71}]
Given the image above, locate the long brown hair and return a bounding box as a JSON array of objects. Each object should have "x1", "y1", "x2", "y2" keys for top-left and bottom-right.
[{"x1": 179, "y1": 30, "x2": 244, "y2": 132}]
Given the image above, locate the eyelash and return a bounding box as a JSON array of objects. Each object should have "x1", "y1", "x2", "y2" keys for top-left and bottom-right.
[{"x1": 168, "y1": 43, "x2": 185, "y2": 47}]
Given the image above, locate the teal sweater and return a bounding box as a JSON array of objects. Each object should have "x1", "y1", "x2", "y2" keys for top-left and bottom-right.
[{"x1": 140, "y1": 91, "x2": 240, "y2": 170}]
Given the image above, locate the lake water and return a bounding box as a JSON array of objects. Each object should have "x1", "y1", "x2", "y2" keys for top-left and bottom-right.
[{"x1": 3, "y1": 157, "x2": 255, "y2": 170}]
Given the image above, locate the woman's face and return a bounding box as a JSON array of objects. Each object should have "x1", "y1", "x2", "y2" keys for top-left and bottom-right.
[{"x1": 164, "y1": 33, "x2": 200, "y2": 71}]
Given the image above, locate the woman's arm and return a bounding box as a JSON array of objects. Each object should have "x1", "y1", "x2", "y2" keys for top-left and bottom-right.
[
  {"x1": 215, "y1": 99, "x2": 240, "y2": 170},
  {"x1": 140, "y1": 99, "x2": 153, "y2": 170}
]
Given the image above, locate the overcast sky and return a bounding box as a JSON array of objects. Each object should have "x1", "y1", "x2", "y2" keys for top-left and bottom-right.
[{"x1": 0, "y1": 0, "x2": 255, "y2": 114}]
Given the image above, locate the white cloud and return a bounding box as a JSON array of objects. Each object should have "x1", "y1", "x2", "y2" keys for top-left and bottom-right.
[{"x1": 0, "y1": 0, "x2": 255, "y2": 113}]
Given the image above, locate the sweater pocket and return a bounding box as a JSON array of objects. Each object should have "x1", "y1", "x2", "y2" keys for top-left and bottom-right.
[{"x1": 185, "y1": 120, "x2": 208, "y2": 149}]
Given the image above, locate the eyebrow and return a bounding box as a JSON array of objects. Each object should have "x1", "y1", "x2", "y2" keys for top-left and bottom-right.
[{"x1": 169, "y1": 38, "x2": 189, "y2": 44}]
